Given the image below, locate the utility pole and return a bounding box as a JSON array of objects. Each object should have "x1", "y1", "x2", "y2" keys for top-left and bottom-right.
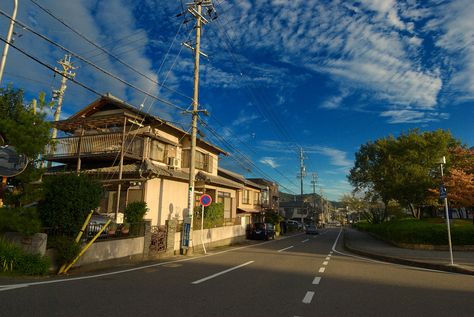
[
  {"x1": 297, "y1": 147, "x2": 306, "y2": 225},
  {"x1": 51, "y1": 54, "x2": 76, "y2": 140},
  {"x1": 0, "y1": 0, "x2": 18, "y2": 85},
  {"x1": 311, "y1": 172, "x2": 317, "y2": 223},
  {"x1": 182, "y1": 0, "x2": 215, "y2": 255}
]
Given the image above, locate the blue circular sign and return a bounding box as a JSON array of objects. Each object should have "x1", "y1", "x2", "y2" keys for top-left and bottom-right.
[{"x1": 200, "y1": 194, "x2": 212, "y2": 206}]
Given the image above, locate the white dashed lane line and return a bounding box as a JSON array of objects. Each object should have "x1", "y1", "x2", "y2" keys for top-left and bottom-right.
[
  {"x1": 278, "y1": 246, "x2": 294, "y2": 252},
  {"x1": 319, "y1": 267, "x2": 326, "y2": 273},
  {"x1": 302, "y1": 291, "x2": 315, "y2": 304},
  {"x1": 302, "y1": 239, "x2": 309, "y2": 243},
  {"x1": 312, "y1": 276, "x2": 321, "y2": 285},
  {"x1": 323, "y1": 261, "x2": 329, "y2": 266}
]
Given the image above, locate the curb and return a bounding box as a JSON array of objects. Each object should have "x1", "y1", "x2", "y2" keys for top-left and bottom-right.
[{"x1": 342, "y1": 231, "x2": 474, "y2": 276}]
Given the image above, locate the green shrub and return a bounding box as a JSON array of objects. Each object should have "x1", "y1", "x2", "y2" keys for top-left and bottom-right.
[
  {"x1": 47, "y1": 236, "x2": 82, "y2": 266},
  {"x1": 0, "y1": 207, "x2": 41, "y2": 236},
  {"x1": 38, "y1": 174, "x2": 103, "y2": 236},
  {"x1": 0, "y1": 239, "x2": 49, "y2": 276},
  {"x1": 124, "y1": 201, "x2": 148, "y2": 223},
  {"x1": 357, "y1": 218, "x2": 474, "y2": 245}
]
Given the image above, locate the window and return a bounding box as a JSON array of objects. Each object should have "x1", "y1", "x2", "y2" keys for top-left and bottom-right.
[
  {"x1": 218, "y1": 191, "x2": 232, "y2": 219},
  {"x1": 182, "y1": 149, "x2": 212, "y2": 172},
  {"x1": 242, "y1": 189, "x2": 250, "y2": 204},
  {"x1": 254, "y1": 192, "x2": 261, "y2": 205},
  {"x1": 150, "y1": 140, "x2": 166, "y2": 162}
]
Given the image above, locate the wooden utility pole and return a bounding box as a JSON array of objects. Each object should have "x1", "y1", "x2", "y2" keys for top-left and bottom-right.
[
  {"x1": 311, "y1": 172, "x2": 317, "y2": 222},
  {"x1": 182, "y1": 0, "x2": 214, "y2": 254},
  {"x1": 297, "y1": 147, "x2": 306, "y2": 225},
  {"x1": 51, "y1": 54, "x2": 76, "y2": 139}
]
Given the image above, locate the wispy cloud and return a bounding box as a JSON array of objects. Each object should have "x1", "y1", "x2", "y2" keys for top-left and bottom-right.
[
  {"x1": 380, "y1": 109, "x2": 450, "y2": 124},
  {"x1": 306, "y1": 146, "x2": 352, "y2": 168}
]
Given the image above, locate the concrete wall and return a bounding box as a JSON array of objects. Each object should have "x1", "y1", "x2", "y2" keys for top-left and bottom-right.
[
  {"x1": 74, "y1": 237, "x2": 144, "y2": 267},
  {"x1": 173, "y1": 224, "x2": 246, "y2": 252},
  {"x1": 3, "y1": 232, "x2": 47, "y2": 256}
]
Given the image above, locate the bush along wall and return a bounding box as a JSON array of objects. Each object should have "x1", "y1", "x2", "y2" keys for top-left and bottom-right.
[{"x1": 0, "y1": 239, "x2": 50, "y2": 276}]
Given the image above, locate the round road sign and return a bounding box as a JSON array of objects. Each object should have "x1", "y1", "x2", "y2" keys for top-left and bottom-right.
[{"x1": 200, "y1": 194, "x2": 212, "y2": 206}]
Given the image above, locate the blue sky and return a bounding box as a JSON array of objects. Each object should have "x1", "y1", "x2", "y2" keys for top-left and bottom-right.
[{"x1": 1, "y1": 0, "x2": 473, "y2": 201}]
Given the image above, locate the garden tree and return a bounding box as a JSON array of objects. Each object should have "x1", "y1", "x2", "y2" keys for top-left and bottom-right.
[
  {"x1": 1, "y1": 86, "x2": 53, "y2": 207},
  {"x1": 349, "y1": 129, "x2": 460, "y2": 219},
  {"x1": 38, "y1": 174, "x2": 103, "y2": 235},
  {"x1": 0, "y1": 86, "x2": 51, "y2": 157}
]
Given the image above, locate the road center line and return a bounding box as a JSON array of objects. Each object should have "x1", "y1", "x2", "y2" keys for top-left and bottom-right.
[
  {"x1": 312, "y1": 276, "x2": 321, "y2": 285},
  {"x1": 302, "y1": 239, "x2": 309, "y2": 243},
  {"x1": 278, "y1": 246, "x2": 294, "y2": 252},
  {"x1": 323, "y1": 261, "x2": 329, "y2": 266},
  {"x1": 191, "y1": 261, "x2": 254, "y2": 285},
  {"x1": 319, "y1": 267, "x2": 326, "y2": 273},
  {"x1": 302, "y1": 291, "x2": 315, "y2": 304},
  {"x1": 325, "y1": 257, "x2": 330, "y2": 260}
]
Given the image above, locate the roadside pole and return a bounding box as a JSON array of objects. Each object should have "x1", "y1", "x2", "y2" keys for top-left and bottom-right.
[
  {"x1": 439, "y1": 156, "x2": 454, "y2": 265},
  {"x1": 199, "y1": 194, "x2": 212, "y2": 254}
]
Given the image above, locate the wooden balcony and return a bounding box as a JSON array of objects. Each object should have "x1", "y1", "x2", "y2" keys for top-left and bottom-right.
[{"x1": 44, "y1": 132, "x2": 144, "y2": 164}]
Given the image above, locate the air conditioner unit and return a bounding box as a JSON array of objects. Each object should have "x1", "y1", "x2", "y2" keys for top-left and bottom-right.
[{"x1": 167, "y1": 157, "x2": 180, "y2": 169}]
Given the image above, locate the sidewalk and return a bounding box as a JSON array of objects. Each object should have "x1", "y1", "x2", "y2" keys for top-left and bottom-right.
[{"x1": 343, "y1": 228, "x2": 474, "y2": 275}]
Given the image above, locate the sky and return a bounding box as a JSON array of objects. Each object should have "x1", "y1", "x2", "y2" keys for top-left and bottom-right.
[{"x1": 1, "y1": 0, "x2": 473, "y2": 201}]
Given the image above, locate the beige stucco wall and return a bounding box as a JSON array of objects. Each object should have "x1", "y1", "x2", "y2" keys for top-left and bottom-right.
[
  {"x1": 144, "y1": 177, "x2": 189, "y2": 226},
  {"x1": 74, "y1": 237, "x2": 144, "y2": 267},
  {"x1": 173, "y1": 224, "x2": 246, "y2": 252}
]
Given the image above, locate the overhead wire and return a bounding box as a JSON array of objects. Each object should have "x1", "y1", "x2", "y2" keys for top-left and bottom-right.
[
  {"x1": 0, "y1": 9, "x2": 188, "y2": 113},
  {"x1": 28, "y1": 0, "x2": 193, "y2": 102}
]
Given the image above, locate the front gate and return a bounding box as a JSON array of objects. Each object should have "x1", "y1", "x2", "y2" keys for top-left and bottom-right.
[{"x1": 149, "y1": 225, "x2": 167, "y2": 253}]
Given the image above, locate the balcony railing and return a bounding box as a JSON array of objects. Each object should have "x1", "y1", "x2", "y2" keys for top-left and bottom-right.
[{"x1": 45, "y1": 133, "x2": 144, "y2": 158}]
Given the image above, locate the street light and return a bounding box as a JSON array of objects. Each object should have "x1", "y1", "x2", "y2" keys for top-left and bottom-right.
[
  {"x1": 438, "y1": 156, "x2": 454, "y2": 265},
  {"x1": 0, "y1": 0, "x2": 19, "y2": 84}
]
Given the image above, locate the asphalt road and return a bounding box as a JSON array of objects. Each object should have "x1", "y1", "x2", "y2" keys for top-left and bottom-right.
[{"x1": 1, "y1": 228, "x2": 473, "y2": 317}]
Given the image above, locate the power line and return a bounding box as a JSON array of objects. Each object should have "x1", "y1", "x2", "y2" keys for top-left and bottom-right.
[
  {"x1": 0, "y1": 9, "x2": 188, "y2": 113},
  {"x1": 27, "y1": 0, "x2": 193, "y2": 102}
]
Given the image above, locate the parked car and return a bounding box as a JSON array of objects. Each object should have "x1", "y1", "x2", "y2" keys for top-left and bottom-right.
[
  {"x1": 286, "y1": 220, "x2": 303, "y2": 231},
  {"x1": 246, "y1": 223, "x2": 275, "y2": 240},
  {"x1": 305, "y1": 224, "x2": 318, "y2": 235}
]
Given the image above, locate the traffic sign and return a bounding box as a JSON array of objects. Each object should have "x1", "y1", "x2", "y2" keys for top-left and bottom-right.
[
  {"x1": 200, "y1": 194, "x2": 212, "y2": 206},
  {"x1": 439, "y1": 185, "x2": 447, "y2": 199}
]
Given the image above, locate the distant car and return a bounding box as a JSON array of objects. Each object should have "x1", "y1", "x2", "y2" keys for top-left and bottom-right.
[
  {"x1": 305, "y1": 224, "x2": 318, "y2": 235},
  {"x1": 246, "y1": 223, "x2": 275, "y2": 240}
]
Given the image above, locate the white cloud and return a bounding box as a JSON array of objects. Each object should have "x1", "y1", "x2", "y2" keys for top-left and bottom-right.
[
  {"x1": 306, "y1": 146, "x2": 352, "y2": 168},
  {"x1": 259, "y1": 157, "x2": 279, "y2": 168}
]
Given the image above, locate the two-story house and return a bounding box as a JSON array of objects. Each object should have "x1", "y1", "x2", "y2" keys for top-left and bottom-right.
[
  {"x1": 217, "y1": 168, "x2": 265, "y2": 223},
  {"x1": 246, "y1": 178, "x2": 279, "y2": 214},
  {"x1": 44, "y1": 94, "x2": 241, "y2": 226}
]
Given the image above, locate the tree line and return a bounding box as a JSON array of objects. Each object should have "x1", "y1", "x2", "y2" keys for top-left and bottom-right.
[{"x1": 345, "y1": 129, "x2": 474, "y2": 223}]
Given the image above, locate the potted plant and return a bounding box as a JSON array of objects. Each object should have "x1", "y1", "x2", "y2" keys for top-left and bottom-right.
[
  {"x1": 120, "y1": 223, "x2": 130, "y2": 235},
  {"x1": 107, "y1": 222, "x2": 117, "y2": 236}
]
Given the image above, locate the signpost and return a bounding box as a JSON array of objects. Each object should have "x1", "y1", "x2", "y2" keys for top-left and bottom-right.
[{"x1": 199, "y1": 194, "x2": 212, "y2": 254}]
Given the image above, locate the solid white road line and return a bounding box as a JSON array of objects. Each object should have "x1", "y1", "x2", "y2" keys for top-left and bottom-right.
[
  {"x1": 302, "y1": 239, "x2": 309, "y2": 243},
  {"x1": 319, "y1": 267, "x2": 326, "y2": 273},
  {"x1": 302, "y1": 291, "x2": 315, "y2": 304},
  {"x1": 323, "y1": 261, "x2": 329, "y2": 266},
  {"x1": 191, "y1": 261, "x2": 254, "y2": 285},
  {"x1": 312, "y1": 276, "x2": 321, "y2": 285},
  {"x1": 278, "y1": 246, "x2": 294, "y2": 252}
]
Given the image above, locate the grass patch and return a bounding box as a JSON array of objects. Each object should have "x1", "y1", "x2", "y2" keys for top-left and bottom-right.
[
  {"x1": 0, "y1": 239, "x2": 50, "y2": 276},
  {"x1": 355, "y1": 218, "x2": 474, "y2": 245}
]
